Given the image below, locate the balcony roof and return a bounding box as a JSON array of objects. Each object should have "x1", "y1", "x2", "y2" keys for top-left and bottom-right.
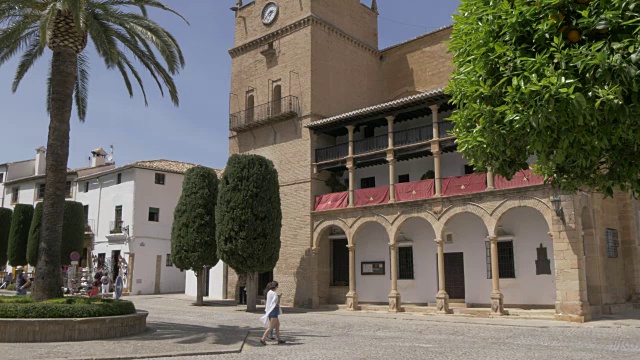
[{"x1": 306, "y1": 89, "x2": 448, "y2": 131}]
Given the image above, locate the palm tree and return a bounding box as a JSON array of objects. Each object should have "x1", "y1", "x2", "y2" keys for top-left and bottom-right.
[{"x1": 0, "y1": 0, "x2": 186, "y2": 301}]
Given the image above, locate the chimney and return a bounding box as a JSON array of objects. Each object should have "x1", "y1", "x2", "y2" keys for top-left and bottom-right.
[
  {"x1": 34, "y1": 146, "x2": 46, "y2": 175},
  {"x1": 91, "y1": 148, "x2": 108, "y2": 167}
]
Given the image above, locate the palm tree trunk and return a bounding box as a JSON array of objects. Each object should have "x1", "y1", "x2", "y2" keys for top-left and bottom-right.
[
  {"x1": 32, "y1": 49, "x2": 77, "y2": 301},
  {"x1": 246, "y1": 272, "x2": 258, "y2": 312}
]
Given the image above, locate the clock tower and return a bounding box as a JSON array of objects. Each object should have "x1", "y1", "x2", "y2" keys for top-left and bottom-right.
[{"x1": 228, "y1": 0, "x2": 381, "y2": 307}]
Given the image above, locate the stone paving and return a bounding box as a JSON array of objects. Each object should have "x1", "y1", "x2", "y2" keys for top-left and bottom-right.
[{"x1": 5, "y1": 294, "x2": 640, "y2": 360}]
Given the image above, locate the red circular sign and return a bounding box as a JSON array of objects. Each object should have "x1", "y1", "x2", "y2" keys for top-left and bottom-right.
[{"x1": 70, "y1": 251, "x2": 81, "y2": 262}]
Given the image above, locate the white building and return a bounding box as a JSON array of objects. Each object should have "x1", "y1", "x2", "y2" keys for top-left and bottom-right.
[{"x1": 75, "y1": 159, "x2": 225, "y2": 296}]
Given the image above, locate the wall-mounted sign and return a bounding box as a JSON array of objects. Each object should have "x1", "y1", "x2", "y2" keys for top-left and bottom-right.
[{"x1": 361, "y1": 261, "x2": 385, "y2": 275}]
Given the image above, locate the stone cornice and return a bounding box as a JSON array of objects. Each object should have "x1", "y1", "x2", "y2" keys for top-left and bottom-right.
[{"x1": 229, "y1": 15, "x2": 381, "y2": 59}]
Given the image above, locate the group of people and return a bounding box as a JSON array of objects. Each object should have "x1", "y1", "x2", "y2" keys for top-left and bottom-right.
[{"x1": 0, "y1": 266, "x2": 32, "y2": 295}]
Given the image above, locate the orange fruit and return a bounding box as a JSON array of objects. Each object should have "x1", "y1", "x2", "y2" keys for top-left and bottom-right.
[{"x1": 567, "y1": 29, "x2": 580, "y2": 42}]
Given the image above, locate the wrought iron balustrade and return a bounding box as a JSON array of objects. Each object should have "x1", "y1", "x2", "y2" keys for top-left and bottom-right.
[
  {"x1": 438, "y1": 120, "x2": 455, "y2": 138},
  {"x1": 354, "y1": 135, "x2": 388, "y2": 155},
  {"x1": 394, "y1": 125, "x2": 433, "y2": 146},
  {"x1": 229, "y1": 95, "x2": 300, "y2": 131},
  {"x1": 316, "y1": 143, "x2": 349, "y2": 163},
  {"x1": 110, "y1": 220, "x2": 123, "y2": 234}
]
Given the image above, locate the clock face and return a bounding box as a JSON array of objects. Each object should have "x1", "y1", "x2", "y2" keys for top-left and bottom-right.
[{"x1": 262, "y1": 2, "x2": 278, "y2": 25}]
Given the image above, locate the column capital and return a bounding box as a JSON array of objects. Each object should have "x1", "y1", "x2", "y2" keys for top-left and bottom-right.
[
  {"x1": 346, "y1": 244, "x2": 355, "y2": 251},
  {"x1": 388, "y1": 242, "x2": 398, "y2": 249},
  {"x1": 387, "y1": 156, "x2": 396, "y2": 164},
  {"x1": 434, "y1": 238, "x2": 444, "y2": 245},
  {"x1": 385, "y1": 115, "x2": 396, "y2": 123},
  {"x1": 433, "y1": 149, "x2": 441, "y2": 156},
  {"x1": 429, "y1": 104, "x2": 440, "y2": 113},
  {"x1": 488, "y1": 235, "x2": 499, "y2": 243},
  {"x1": 346, "y1": 124, "x2": 355, "y2": 132}
]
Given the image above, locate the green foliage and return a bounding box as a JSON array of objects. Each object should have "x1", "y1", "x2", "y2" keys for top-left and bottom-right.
[
  {"x1": 216, "y1": 154, "x2": 282, "y2": 274},
  {"x1": 448, "y1": 0, "x2": 640, "y2": 196},
  {"x1": 60, "y1": 201, "x2": 86, "y2": 266},
  {"x1": 27, "y1": 201, "x2": 85, "y2": 266},
  {"x1": 325, "y1": 171, "x2": 348, "y2": 193},
  {"x1": 0, "y1": 0, "x2": 187, "y2": 121},
  {"x1": 0, "y1": 297, "x2": 136, "y2": 318},
  {"x1": 421, "y1": 170, "x2": 435, "y2": 181},
  {"x1": 0, "y1": 208, "x2": 12, "y2": 266},
  {"x1": 8, "y1": 204, "x2": 33, "y2": 266},
  {"x1": 171, "y1": 166, "x2": 220, "y2": 271},
  {"x1": 27, "y1": 202, "x2": 43, "y2": 266}
]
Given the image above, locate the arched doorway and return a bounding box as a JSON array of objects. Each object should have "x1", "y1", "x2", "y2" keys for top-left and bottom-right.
[
  {"x1": 315, "y1": 225, "x2": 349, "y2": 305},
  {"x1": 495, "y1": 206, "x2": 555, "y2": 306},
  {"x1": 440, "y1": 212, "x2": 489, "y2": 304},
  {"x1": 353, "y1": 221, "x2": 390, "y2": 303},
  {"x1": 393, "y1": 217, "x2": 436, "y2": 304}
]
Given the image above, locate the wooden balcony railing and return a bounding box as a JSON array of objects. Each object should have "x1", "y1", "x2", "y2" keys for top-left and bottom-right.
[
  {"x1": 354, "y1": 135, "x2": 388, "y2": 155},
  {"x1": 438, "y1": 120, "x2": 455, "y2": 138},
  {"x1": 230, "y1": 95, "x2": 300, "y2": 131},
  {"x1": 395, "y1": 125, "x2": 433, "y2": 147},
  {"x1": 316, "y1": 143, "x2": 349, "y2": 163}
]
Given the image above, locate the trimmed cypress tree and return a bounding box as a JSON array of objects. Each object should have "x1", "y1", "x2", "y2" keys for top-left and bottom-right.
[
  {"x1": 60, "y1": 201, "x2": 85, "y2": 266},
  {"x1": 27, "y1": 202, "x2": 43, "y2": 266},
  {"x1": 28, "y1": 201, "x2": 86, "y2": 266},
  {"x1": 171, "y1": 166, "x2": 219, "y2": 306},
  {"x1": 216, "y1": 154, "x2": 282, "y2": 312},
  {"x1": 8, "y1": 204, "x2": 34, "y2": 266},
  {"x1": 0, "y1": 208, "x2": 13, "y2": 268}
]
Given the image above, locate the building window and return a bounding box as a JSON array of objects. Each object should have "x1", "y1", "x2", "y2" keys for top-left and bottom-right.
[
  {"x1": 113, "y1": 205, "x2": 123, "y2": 232},
  {"x1": 398, "y1": 174, "x2": 410, "y2": 183},
  {"x1": 246, "y1": 93, "x2": 255, "y2": 123},
  {"x1": 83, "y1": 205, "x2": 89, "y2": 224},
  {"x1": 166, "y1": 254, "x2": 173, "y2": 267},
  {"x1": 36, "y1": 183, "x2": 46, "y2": 200},
  {"x1": 464, "y1": 165, "x2": 475, "y2": 175},
  {"x1": 398, "y1": 246, "x2": 414, "y2": 280},
  {"x1": 65, "y1": 181, "x2": 72, "y2": 198},
  {"x1": 605, "y1": 228, "x2": 619, "y2": 258},
  {"x1": 155, "y1": 173, "x2": 165, "y2": 185},
  {"x1": 360, "y1": 177, "x2": 376, "y2": 189},
  {"x1": 486, "y1": 240, "x2": 516, "y2": 279},
  {"x1": 11, "y1": 187, "x2": 19, "y2": 203},
  {"x1": 331, "y1": 238, "x2": 349, "y2": 286},
  {"x1": 84, "y1": 182, "x2": 89, "y2": 193},
  {"x1": 117, "y1": 173, "x2": 122, "y2": 184},
  {"x1": 0, "y1": 173, "x2": 4, "y2": 183},
  {"x1": 364, "y1": 126, "x2": 375, "y2": 139},
  {"x1": 148, "y1": 207, "x2": 160, "y2": 222}
]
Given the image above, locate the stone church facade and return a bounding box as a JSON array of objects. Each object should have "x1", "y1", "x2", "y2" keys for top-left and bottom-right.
[{"x1": 226, "y1": 0, "x2": 640, "y2": 321}]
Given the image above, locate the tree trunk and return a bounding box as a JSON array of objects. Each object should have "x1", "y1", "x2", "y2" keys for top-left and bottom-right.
[
  {"x1": 32, "y1": 49, "x2": 77, "y2": 301},
  {"x1": 195, "y1": 268, "x2": 203, "y2": 306},
  {"x1": 246, "y1": 272, "x2": 258, "y2": 312}
]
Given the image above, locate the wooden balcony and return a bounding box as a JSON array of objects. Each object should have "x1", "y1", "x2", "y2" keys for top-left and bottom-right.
[
  {"x1": 230, "y1": 95, "x2": 300, "y2": 132},
  {"x1": 354, "y1": 135, "x2": 389, "y2": 155},
  {"x1": 316, "y1": 143, "x2": 349, "y2": 163},
  {"x1": 394, "y1": 125, "x2": 433, "y2": 146}
]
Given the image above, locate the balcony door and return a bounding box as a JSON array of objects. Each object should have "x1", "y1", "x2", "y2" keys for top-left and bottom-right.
[{"x1": 272, "y1": 84, "x2": 282, "y2": 115}]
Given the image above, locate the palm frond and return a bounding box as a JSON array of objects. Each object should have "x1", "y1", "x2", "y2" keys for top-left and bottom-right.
[
  {"x1": 74, "y1": 52, "x2": 89, "y2": 121},
  {"x1": 12, "y1": 33, "x2": 45, "y2": 92}
]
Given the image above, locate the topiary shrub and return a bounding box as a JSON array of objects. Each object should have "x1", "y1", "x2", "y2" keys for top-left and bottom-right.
[
  {"x1": 28, "y1": 201, "x2": 85, "y2": 266},
  {"x1": 8, "y1": 204, "x2": 33, "y2": 266},
  {"x1": 0, "y1": 208, "x2": 12, "y2": 267},
  {"x1": 27, "y1": 202, "x2": 43, "y2": 266},
  {"x1": 0, "y1": 297, "x2": 136, "y2": 318}
]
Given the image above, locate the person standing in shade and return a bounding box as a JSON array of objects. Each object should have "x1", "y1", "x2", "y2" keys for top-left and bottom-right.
[
  {"x1": 259, "y1": 281, "x2": 285, "y2": 345},
  {"x1": 101, "y1": 273, "x2": 110, "y2": 294},
  {"x1": 14, "y1": 266, "x2": 31, "y2": 296},
  {"x1": 237, "y1": 273, "x2": 247, "y2": 305}
]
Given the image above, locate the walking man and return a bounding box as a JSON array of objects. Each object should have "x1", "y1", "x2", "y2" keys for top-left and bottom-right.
[{"x1": 15, "y1": 266, "x2": 31, "y2": 296}]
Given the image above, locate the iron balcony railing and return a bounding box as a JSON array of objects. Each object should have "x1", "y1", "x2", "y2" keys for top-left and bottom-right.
[
  {"x1": 354, "y1": 134, "x2": 389, "y2": 155},
  {"x1": 85, "y1": 219, "x2": 95, "y2": 234},
  {"x1": 229, "y1": 95, "x2": 300, "y2": 131},
  {"x1": 316, "y1": 143, "x2": 349, "y2": 163},
  {"x1": 394, "y1": 125, "x2": 433, "y2": 147},
  {"x1": 110, "y1": 220, "x2": 123, "y2": 234},
  {"x1": 438, "y1": 120, "x2": 455, "y2": 138}
]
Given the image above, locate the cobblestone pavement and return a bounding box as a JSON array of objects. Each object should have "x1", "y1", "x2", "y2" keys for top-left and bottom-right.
[
  {"x1": 7, "y1": 294, "x2": 640, "y2": 360},
  {"x1": 135, "y1": 295, "x2": 640, "y2": 360}
]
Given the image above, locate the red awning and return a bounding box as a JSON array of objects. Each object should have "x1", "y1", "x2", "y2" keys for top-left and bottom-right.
[
  {"x1": 395, "y1": 179, "x2": 435, "y2": 202},
  {"x1": 495, "y1": 169, "x2": 546, "y2": 190},
  {"x1": 442, "y1": 173, "x2": 487, "y2": 196},
  {"x1": 314, "y1": 191, "x2": 348, "y2": 211},
  {"x1": 355, "y1": 186, "x2": 390, "y2": 207}
]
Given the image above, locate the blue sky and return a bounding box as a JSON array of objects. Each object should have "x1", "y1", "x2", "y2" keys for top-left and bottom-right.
[{"x1": 0, "y1": 0, "x2": 460, "y2": 170}]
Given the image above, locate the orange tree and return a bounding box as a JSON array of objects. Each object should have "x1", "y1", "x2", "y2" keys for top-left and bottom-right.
[{"x1": 448, "y1": 0, "x2": 640, "y2": 195}]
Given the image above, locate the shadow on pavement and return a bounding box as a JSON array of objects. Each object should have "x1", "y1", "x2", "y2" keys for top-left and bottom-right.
[{"x1": 121, "y1": 322, "x2": 255, "y2": 346}]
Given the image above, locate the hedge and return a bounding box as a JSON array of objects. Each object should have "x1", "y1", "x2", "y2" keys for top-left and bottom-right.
[{"x1": 0, "y1": 297, "x2": 136, "y2": 318}]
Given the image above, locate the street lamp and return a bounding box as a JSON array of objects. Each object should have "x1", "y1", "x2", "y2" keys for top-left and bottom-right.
[{"x1": 550, "y1": 189, "x2": 565, "y2": 224}]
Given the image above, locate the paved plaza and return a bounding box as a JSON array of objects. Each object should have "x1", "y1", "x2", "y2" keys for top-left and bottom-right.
[{"x1": 7, "y1": 294, "x2": 640, "y2": 360}]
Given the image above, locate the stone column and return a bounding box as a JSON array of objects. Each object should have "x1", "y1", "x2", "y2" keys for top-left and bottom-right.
[
  {"x1": 387, "y1": 116, "x2": 396, "y2": 203},
  {"x1": 434, "y1": 150, "x2": 442, "y2": 197},
  {"x1": 388, "y1": 242, "x2": 403, "y2": 312},
  {"x1": 347, "y1": 125, "x2": 355, "y2": 208},
  {"x1": 435, "y1": 239, "x2": 451, "y2": 314},
  {"x1": 346, "y1": 244, "x2": 360, "y2": 310},
  {"x1": 431, "y1": 104, "x2": 440, "y2": 139},
  {"x1": 486, "y1": 167, "x2": 495, "y2": 190},
  {"x1": 489, "y1": 236, "x2": 505, "y2": 316}
]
